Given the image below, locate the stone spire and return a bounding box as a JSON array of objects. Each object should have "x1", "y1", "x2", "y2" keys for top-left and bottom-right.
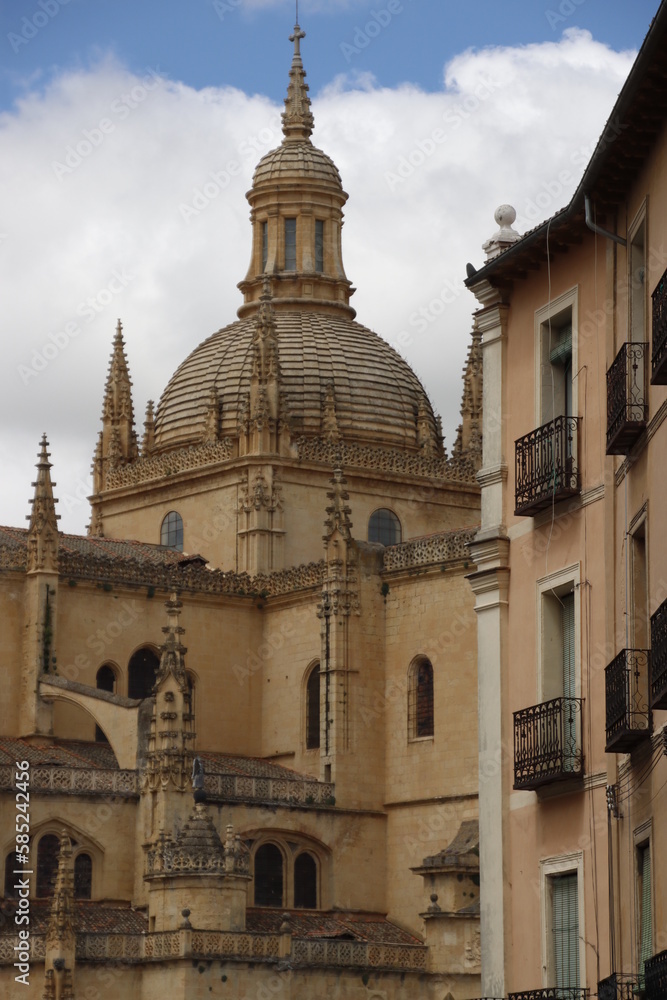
[
  {"x1": 142, "y1": 399, "x2": 156, "y2": 456},
  {"x1": 26, "y1": 434, "x2": 60, "y2": 574},
  {"x1": 452, "y1": 326, "x2": 483, "y2": 471},
  {"x1": 93, "y1": 319, "x2": 138, "y2": 492},
  {"x1": 43, "y1": 831, "x2": 76, "y2": 1000},
  {"x1": 282, "y1": 23, "x2": 314, "y2": 141}
]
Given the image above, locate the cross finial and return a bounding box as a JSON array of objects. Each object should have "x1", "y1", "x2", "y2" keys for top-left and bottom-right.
[{"x1": 290, "y1": 23, "x2": 305, "y2": 57}]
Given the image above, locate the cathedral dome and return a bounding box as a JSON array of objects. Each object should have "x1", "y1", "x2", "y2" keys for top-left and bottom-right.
[
  {"x1": 153, "y1": 310, "x2": 438, "y2": 455},
  {"x1": 252, "y1": 140, "x2": 343, "y2": 189}
]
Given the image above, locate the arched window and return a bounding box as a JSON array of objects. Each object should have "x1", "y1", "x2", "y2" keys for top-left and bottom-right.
[
  {"x1": 128, "y1": 647, "x2": 160, "y2": 700},
  {"x1": 160, "y1": 511, "x2": 183, "y2": 551},
  {"x1": 74, "y1": 853, "x2": 92, "y2": 899},
  {"x1": 37, "y1": 834, "x2": 61, "y2": 897},
  {"x1": 306, "y1": 663, "x2": 320, "y2": 750},
  {"x1": 408, "y1": 657, "x2": 434, "y2": 739},
  {"x1": 95, "y1": 664, "x2": 116, "y2": 742},
  {"x1": 294, "y1": 852, "x2": 318, "y2": 909},
  {"x1": 254, "y1": 843, "x2": 284, "y2": 907},
  {"x1": 368, "y1": 508, "x2": 401, "y2": 546},
  {"x1": 4, "y1": 853, "x2": 18, "y2": 898}
]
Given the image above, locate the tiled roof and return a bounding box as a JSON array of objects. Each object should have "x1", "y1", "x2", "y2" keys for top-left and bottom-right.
[
  {"x1": 246, "y1": 910, "x2": 422, "y2": 945},
  {"x1": 0, "y1": 738, "x2": 119, "y2": 769},
  {"x1": 0, "y1": 526, "x2": 187, "y2": 571},
  {"x1": 0, "y1": 900, "x2": 147, "y2": 935},
  {"x1": 198, "y1": 751, "x2": 319, "y2": 783}
]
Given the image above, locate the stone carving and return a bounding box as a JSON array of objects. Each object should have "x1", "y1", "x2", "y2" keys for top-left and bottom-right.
[
  {"x1": 382, "y1": 527, "x2": 478, "y2": 572},
  {"x1": 295, "y1": 436, "x2": 479, "y2": 484},
  {"x1": 26, "y1": 435, "x2": 60, "y2": 574},
  {"x1": 465, "y1": 927, "x2": 481, "y2": 967},
  {"x1": 142, "y1": 400, "x2": 156, "y2": 457},
  {"x1": 239, "y1": 470, "x2": 283, "y2": 513},
  {"x1": 104, "y1": 439, "x2": 234, "y2": 489}
]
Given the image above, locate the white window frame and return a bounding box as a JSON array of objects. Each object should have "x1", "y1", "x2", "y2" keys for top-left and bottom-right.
[
  {"x1": 634, "y1": 820, "x2": 653, "y2": 976},
  {"x1": 534, "y1": 286, "x2": 579, "y2": 428},
  {"x1": 540, "y1": 851, "x2": 585, "y2": 989},
  {"x1": 627, "y1": 199, "x2": 648, "y2": 345},
  {"x1": 536, "y1": 564, "x2": 581, "y2": 704}
]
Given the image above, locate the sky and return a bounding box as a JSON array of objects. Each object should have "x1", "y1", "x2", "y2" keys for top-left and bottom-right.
[{"x1": 0, "y1": 0, "x2": 660, "y2": 535}]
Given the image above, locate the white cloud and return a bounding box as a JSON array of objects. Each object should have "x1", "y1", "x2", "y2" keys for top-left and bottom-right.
[{"x1": 0, "y1": 32, "x2": 634, "y2": 533}]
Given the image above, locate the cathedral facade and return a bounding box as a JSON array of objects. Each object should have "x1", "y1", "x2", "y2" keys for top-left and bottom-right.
[{"x1": 0, "y1": 25, "x2": 482, "y2": 1000}]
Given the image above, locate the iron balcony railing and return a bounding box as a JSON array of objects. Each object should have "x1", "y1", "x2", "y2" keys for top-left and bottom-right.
[
  {"x1": 598, "y1": 972, "x2": 641, "y2": 1000},
  {"x1": 650, "y1": 597, "x2": 667, "y2": 709},
  {"x1": 645, "y1": 950, "x2": 667, "y2": 1000},
  {"x1": 606, "y1": 342, "x2": 648, "y2": 454},
  {"x1": 513, "y1": 697, "x2": 583, "y2": 790},
  {"x1": 515, "y1": 416, "x2": 581, "y2": 516},
  {"x1": 651, "y1": 265, "x2": 667, "y2": 384},
  {"x1": 508, "y1": 989, "x2": 590, "y2": 1000},
  {"x1": 605, "y1": 649, "x2": 652, "y2": 753}
]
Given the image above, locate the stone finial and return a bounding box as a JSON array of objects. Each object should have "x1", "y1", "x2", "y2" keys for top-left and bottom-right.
[
  {"x1": 417, "y1": 396, "x2": 437, "y2": 457},
  {"x1": 43, "y1": 831, "x2": 76, "y2": 998},
  {"x1": 482, "y1": 204, "x2": 520, "y2": 260},
  {"x1": 282, "y1": 23, "x2": 314, "y2": 141},
  {"x1": 323, "y1": 466, "x2": 353, "y2": 541},
  {"x1": 155, "y1": 593, "x2": 188, "y2": 692},
  {"x1": 96, "y1": 319, "x2": 138, "y2": 483},
  {"x1": 142, "y1": 400, "x2": 156, "y2": 456},
  {"x1": 322, "y1": 382, "x2": 341, "y2": 442},
  {"x1": 26, "y1": 434, "x2": 60, "y2": 574}
]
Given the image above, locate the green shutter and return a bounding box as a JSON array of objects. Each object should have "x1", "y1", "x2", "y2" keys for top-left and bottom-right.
[
  {"x1": 552, "y1": 872, "x2": 579, "y2": 989},
  {"x1": 640, "y1": 844, "x2": 652, "y2": 978}
]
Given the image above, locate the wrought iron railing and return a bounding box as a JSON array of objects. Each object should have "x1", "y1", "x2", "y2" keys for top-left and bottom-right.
[
  {"x1": 515, "y1": 416, "x2": 580, "y2": 516},
  {"x1": 513, "y1": 697, "x2": 583, "y2": 789},
  {"x1": 508, "y1": 989, "x2": 589, "y2": 999},
  {"x1": 645, "y1": 949, "x2": 667, "y2": 1000},
  {"x1": 650, "y1": 597, "x2": 667, "y2": 709},
  {"x1": 598, "y1": 972, "x2": 641, "y2": 1000},
  {"x1": 606, "y1": 342, "x2": 648, "y2": 454},
  {"x1": 651, "y1": 265, "x2": 667, "y2": 384},
  {"x1": 605, "y1": 649, "x2": 651, "y2": 752}
]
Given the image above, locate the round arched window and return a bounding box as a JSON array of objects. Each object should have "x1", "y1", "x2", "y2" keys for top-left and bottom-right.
[
  {"x1": 254, "y1": 843, "x2": 284, "y2": 908},
  {"x1": 128, "y1": 647, "x2": 160, "y2": 700},
  {"x1": 161, "y1": 511, "x2": 183, "y2": 551},
  {"x1": 368, "y1": 508, "x2": 401, "y2": 546}
]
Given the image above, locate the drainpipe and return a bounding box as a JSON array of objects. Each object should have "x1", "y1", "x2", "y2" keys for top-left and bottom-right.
[{"x1": 584, "y1": 194, "x2": 626, "y2": 247}]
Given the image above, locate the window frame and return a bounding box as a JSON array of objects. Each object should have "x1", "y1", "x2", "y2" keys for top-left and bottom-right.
[
  {"x1": 368, "y1": 508, "x2": 402, "y2": 547},
  {"x1": 408, "y1": 656, "x2": 434, "y2": 742},
  {"x1": 534, "y1": 287, "x2": 579, "y2": 428},
  {"x1": 540, "y1": 851, "x2": 585, "y2": 990},
  {"x1": 304, "y1": 661, "x2": 321, "y2": 751},
  {"x1": 160, "y1": 511, "x2": 184, "y2": 551},
  {"x1": 536, "y1": 565, "x2": 581, "y2": 704},
  {"x1": 250, "y1": 834, "x2": 327, "y2": 910},
  {"x1": 315, "y1": 219, "x2": 324, "y2": 272},
  {"x1": 284, "y1": 217, "x2": 297, "y2": 271},
  {"x1": 634, "y1": 820, "x2": 653, "y2": 982}
]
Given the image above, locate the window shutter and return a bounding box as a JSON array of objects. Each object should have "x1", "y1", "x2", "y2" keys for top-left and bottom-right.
[
  {"x1": 561, "y1": 592, "x2": 575, "y2": 699},
  {"x1": 552, "y1": 872, "x2": 579, "y2": 989},
  {"x1": 640, "y1": 844, "x2": 652, "y2": 976}
]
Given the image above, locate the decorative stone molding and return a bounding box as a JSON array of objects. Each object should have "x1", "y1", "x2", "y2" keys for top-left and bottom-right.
[
  {"x1": 0, "y1": 764, "x2": 137, "y2": 796},
  {"x1": 290, "y1": 939, "x2": 427, "y2": 971},
  {"x1": 239, "y1": 470, "x2": 283, "y2": 513},
  {"x1": 103, "y1": 439, "x2": 234, "y2": 489},
  {"x1": 382, "y1": 527, "x2": 478, "y2": 572},
  {"x1": 202, "y1": 772, "x2": 335, "y2": 806},
  {"x1": 144, "y1": 810, "x2": 250, "y2": 879},
  {"x1": 295, "y1": 436, "x2": 478, "y2": 484}
]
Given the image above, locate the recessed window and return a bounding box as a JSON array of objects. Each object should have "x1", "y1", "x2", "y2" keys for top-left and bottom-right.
[
  {"x1": 37, "y1": 834, "x2": 61, "y2": 897},
  {"x1": 95, "y1": 664, "x2": 116, "y2": 742},
  {"x1": 74, "y1": 853, "x2": 92, "y2": 899},
  {"x1": 306, "y1": 663, "x2": 320, "y2": 750},
  {"x1": 549, "y1": 871, "x2": 580, "y2": 989},
  {"x1": 368, "y1": 508, "x2": 401, "y2": 546},
  {"x1": 294, "y1": 852, "x2": 318, "y2": 909},
  {"x1": 284, "y1": 218, "x2": 296, "y2": 270},
  {"x1": 638, "y1": 841, "x2": 652, "y2": 982},
  {"x1": 408, "y1": 657, "x2": 434, "y2": 739},
  {"x1": 161, "y1": 511, "x2": 183, "y2": 551},
  {"x1": 128, "y1": 647, "x2": 160, "y2": 700},
  {"x1": 254, "y1": 843, "x2": 284, "y2": 907},
  {"x1": 315, "y1": 220, "x2": 324, "y2": 272},
  {"x1": 261, "y1": 220, "x2": 268, "y2": 271}
]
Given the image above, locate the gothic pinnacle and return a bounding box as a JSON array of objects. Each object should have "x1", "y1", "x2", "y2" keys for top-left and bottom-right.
[{"x1": 282, "y1": 23, "x2": 314, "y2": 141}]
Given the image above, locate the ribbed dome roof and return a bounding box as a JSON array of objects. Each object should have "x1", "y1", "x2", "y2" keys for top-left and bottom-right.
[
  {"x1": 253, "y1": 140, "x2": 343, "y2": 188},
  {"x1": 153, "y1": 312, "x2": 437, "y2": 455}
]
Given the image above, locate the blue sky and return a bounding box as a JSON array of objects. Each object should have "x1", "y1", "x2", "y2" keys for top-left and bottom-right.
[
  {"x1": 0, "y1": 0, "x2": 659, "y2": 534},
  {"x1": 0, "y1": 0, "x2": 658, "y2": 110}
]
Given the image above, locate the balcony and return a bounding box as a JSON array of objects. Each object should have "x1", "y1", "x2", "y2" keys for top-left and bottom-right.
[
  {"x1": 606, "y1": 342, "x2": 648, "y2": 454},
  {"x1": 650, "y1": 597, "x2": 667, "y2": 709},
  {"x1": 651, "y1": 265, "x2": 667, "y2": 384},
  {"x1": 508, "y1": 989, "x2": 590, "y2": 999},
  {"x1": 645, "y1": 950, "x2": 667, "y2": 1000},
  {"x1": 514, "y1": 697, "x2": 583, "y2": 790},
  {"x1": 605, "y1": 649, "x2": 651, "y2": 753},
  {"x1": 598, "y1": 972, "x2": 640, "y2": 1000},
  {"x1": 515, "y1": 416, "x2": 581, "y2": 516}
]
